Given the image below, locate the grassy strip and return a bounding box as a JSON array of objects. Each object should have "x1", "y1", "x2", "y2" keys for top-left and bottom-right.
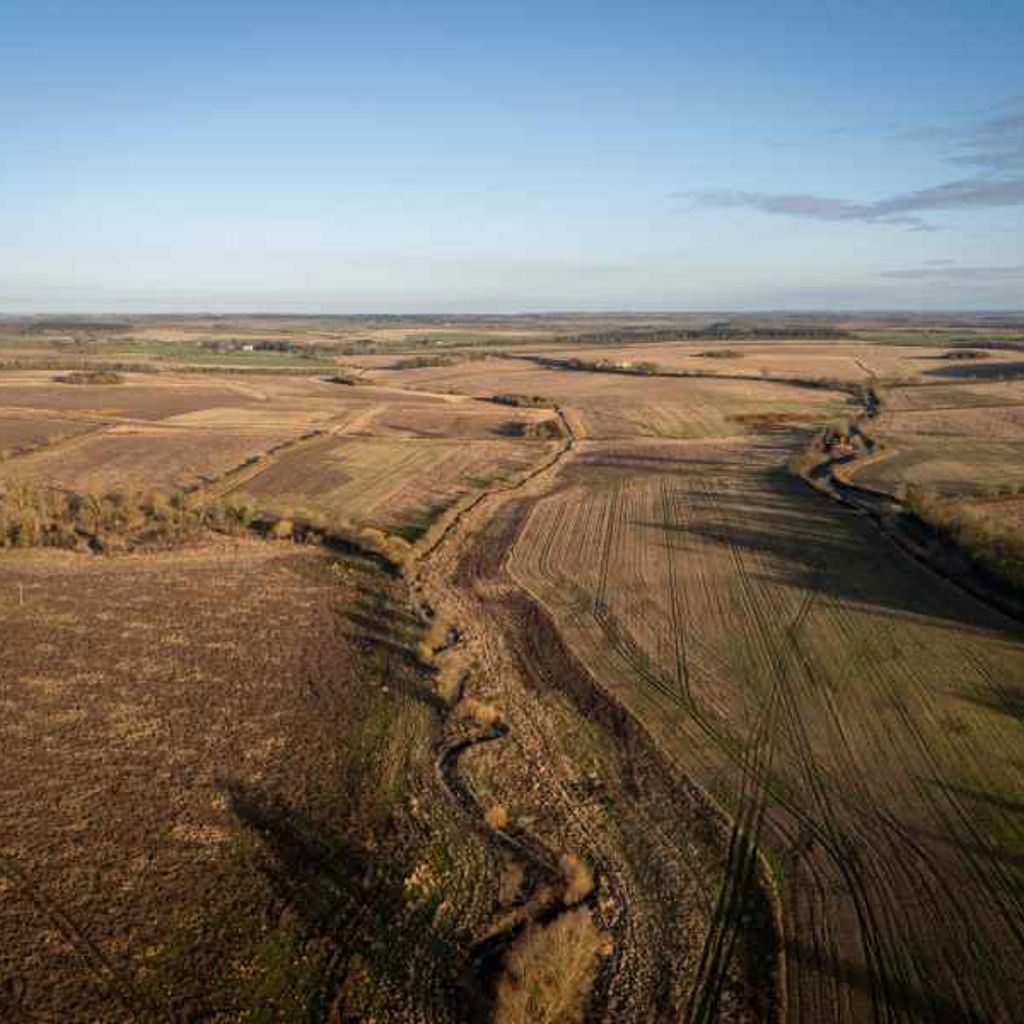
[{"x1": 903, "y1": 487, "x2": 1024, "y2": 592}]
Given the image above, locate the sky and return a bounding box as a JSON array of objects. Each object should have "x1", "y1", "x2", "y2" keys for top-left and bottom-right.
[{"x1": 1, "y1": 0, "x2": 1023, "y2": 312}]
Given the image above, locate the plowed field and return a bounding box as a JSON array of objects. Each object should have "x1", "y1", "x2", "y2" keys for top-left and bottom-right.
[
  {"x1": 506, "y1": 436, "x2": 1024, "y2": 1023},
  {"x1": 236, "y1": 435, "x2": 559, "y2": 537}
]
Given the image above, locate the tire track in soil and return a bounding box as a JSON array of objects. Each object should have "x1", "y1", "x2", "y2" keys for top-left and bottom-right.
[
  {"x1": 415, "y1": 419, "x2": 782, "y2": 1019},
  {"x1": 0, "y1": 853, "x2": 162, "y2": 1022},
  {"x1": 406, "y1": 410, "x2": 783, "y2": 1022}
]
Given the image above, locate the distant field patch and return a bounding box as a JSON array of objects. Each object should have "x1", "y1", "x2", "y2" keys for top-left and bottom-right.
[
  {"x1": 375, "y1": 359, "x2": 849, "y2": 439},
  {"x1": 0, "y1": 424, "x2": 298, "y2": 493},
  {"x1": 235, "y1": 435, "x2": 556, "y2": 538},
  {"x1": 0, "y1": 414, "x2": 98, "y2": 457},
  {"x1": 849, "y1": 438, "x2": 1024, "y2": 496}
]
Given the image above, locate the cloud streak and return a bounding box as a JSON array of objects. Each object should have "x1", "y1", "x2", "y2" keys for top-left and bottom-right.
[
  {"x1": 684, "y1": 177, "x2": 1024, "y2": 229},
  {"x1": 895, "y1": 96, "x2": 1024, "y2": 174},
  {"x1": 880, "y1": 264, "x2": 1024, "y2": 281},
  {"x1": 685, "y1": 97, "x2": 1024, "y2": 230}
]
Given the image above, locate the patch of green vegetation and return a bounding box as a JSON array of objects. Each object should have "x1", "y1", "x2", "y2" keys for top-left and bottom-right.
[
  {"x1": 103, "y1": 337, "x2": 336, "y2": 368},
  {"x1": 390, "y1": 497, "x2": 459, "y2": 543},
  {"x1": 462, "y1": 472, "x2": 508, "y2": 489}
]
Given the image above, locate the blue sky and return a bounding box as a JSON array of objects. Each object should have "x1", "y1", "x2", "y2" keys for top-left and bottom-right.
[{"x1": 2, "y1": 0, "x2": 1022, "y2": 312}]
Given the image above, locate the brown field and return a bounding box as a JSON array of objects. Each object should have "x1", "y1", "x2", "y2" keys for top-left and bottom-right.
[
  {"x1": 235, "y1": 435, "x2": 559, "y2": 538},
  {"x1": 534, "y1": 341, "x2": 984, "y2": 383},
  {"x1": 847, "y1": 376, "x2": 1024, "y2": 498},
  {"x1": 0, "y1": 424, "x2": 304, "y2": 493},
  {"x1": 506, "y1": 435, "x2": 1024, "y2": 1023},
  {"x1": 0, "y1": 539, "x2": 496, "y2": 1021},
  {"x1": 849, "y1": 438, "x2": 1024, "y2": 496},
  {"x1": 3, "y1": 316, "x2": 1024, "y2": 1023},
  {"x1": 0, "y1": 413, "x2": 100, "y2": 457},
  {"x1": 882, "y1": 379, "x2": 1024, "y2": 412},
  {"x1": 0, "y1": 373, "x2": 268, "y2": 421},
  {"x1": 971, "y1": 494, "x2": 1024, "y2": 530},
  {"x1": 369, "y1": 358, "x2": 851, "y2": 440}
]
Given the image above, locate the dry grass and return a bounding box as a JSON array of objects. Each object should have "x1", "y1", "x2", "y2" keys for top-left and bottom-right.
[
  {"x1": 493, "y1": 907, "x2": 604, "y2": 1024},
  {"x1": 904, "y1": 485, "x2": 1024, "y2": 590},
  {"x1": 455, "y1": 697, "x2": 502, "y2": 729},
  {"x1": 485, "y1": 804, "x2": 510, "y2": 830},
  {"x1": 558, "y1": 852, "x2": 595, "y2": 904}
]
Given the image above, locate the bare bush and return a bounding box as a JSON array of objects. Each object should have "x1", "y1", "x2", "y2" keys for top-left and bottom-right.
[
  {"x1": 485, "y1": 804, "x2": 510, "y2": 830},
  {"x1": 558, "y1": 851, "x2": 595, "y2": 904},
  {"x1": 455, "y1": 697, "x2": 502, "y2": 729},
  {"x1": 494, "y1": 907, "x2": 604, "y2": 1024}
]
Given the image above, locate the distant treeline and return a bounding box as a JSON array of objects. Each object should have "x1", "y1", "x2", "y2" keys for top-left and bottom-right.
[
  {"x1": 551, "y1": 324, "x2": 852, "y2": 346},
  {"x1": 19, "y1": 319, "x2": 132, "y2": 335},
  {"x1": 199, "y1": 338, "x2": 326, "y2": 356},
  {"x1": 948, "y1": 338, "x2": 1024, "y2": 353}
]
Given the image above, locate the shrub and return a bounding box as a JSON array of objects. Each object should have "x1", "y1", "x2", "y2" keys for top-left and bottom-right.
[
  {"x1": 54, "y1": 370, "x2": 124, "y2": 385},
  {"x1": 494, "y1": 907, "x2": 604, "y2": 1024},
  {"x1": 558, "y1": 852, "x2": 595, "y2": 905},
  {"x1": 270, "y1": 518, "x2": 294, "y2": 540},
  {"x1": 0, "y1": 484, "x2": 258, "y2": 552},
  {"x1": 485, "y1": 804, "x2": 510, "y2": 830},
  {"x1": 456, "y1": 697, "x2": 501, "y2": 729}
]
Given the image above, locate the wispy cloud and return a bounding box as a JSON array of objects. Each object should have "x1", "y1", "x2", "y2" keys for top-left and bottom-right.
[
  {"x1": 684, "y1": 97, "x2": 1024, "y2": 230},
  {"x1": 683, "y1": 177, "x2": 1024, "y2": 229},
  {"x1": 684, "y1": 189, "x2": 925, "y2": 227},
  {"x1": 894, "y1": 95, "x2": 1024, "y2": 174},
  {"x1": 880, "y1": 264, "x2": 1024, "y2": 281}
]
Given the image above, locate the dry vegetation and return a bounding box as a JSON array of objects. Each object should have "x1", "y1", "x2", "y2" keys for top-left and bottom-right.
[
  {"x1": 507, "y1": 437, "x2": 1024, "y2": 1023},
  {"x1": 3, "y1": 314, "x2": 1024, "y2": 1023},
  {"x1": 493, "y1": 908, "x2": 604, "y2": 1024},
  {"x1": 234, "y1": 435, "x2": 558, "y2": 541}
]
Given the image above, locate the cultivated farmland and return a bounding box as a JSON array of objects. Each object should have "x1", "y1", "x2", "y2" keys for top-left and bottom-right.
[
  {"x1": 235, "y1": 435, "x2": 559, "y2": 539},
  {"x1": 373, "y1": 358, "x2": 852, "y2": 440},
  {"x1": 2, "y1": 314, "x2": 1024, "y2": 1023},
  {"x1": 507, "y1": 436, "x2": 1024, "y2": 1023}
]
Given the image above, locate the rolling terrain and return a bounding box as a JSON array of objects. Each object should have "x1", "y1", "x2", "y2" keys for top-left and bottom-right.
[{"x1": 1, "y1": 316, "x2": 1023, "y2": 1022}]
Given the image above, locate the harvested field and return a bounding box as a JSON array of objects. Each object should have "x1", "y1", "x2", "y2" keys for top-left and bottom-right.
[
  {"x1": 506, "y1": 437, "x2": 1024, "y2": 1023},
  {"x1": 0, "y1": 373, "x2": 265, "y2": 422},
  {"x1": 846, "y1": 378, "x2": 1024, "y2": 497},
  {"x1": 970, "y1": 494, "x2": 1024, "y2": 531},
  {"x1": 0, "y1": 424, "x2": 301, "y2": 493},
  {"x1": 848, "y1": 438, "x2": 1024, "y2": 497},
  {"x1": 374, "y1": 360, "x2": 850, "y2": 440},
  {"x1": 0, "y1": 413, "x2": 99, "y2": 457},
  {"x1": 348, "y1": 399, "x2": 558, "y2": 439},
  {"x1": 881, "y1": 379, "x2": 1024, "y2": 412},
  {"x1": 235, "y1": 435, "x2": 559, "y2": 538},
  {"x1": 5, "y1": 320, "x2": 1024, "y2": 1024},
  {"x1": 518, "y1": 340, "x2": 1024, "y2": 386},
  {"x1": 0, "y1": 540, "x2": 494, "y2": 1021},
  {"x1": 533, "y1": 341, "x2": 966, "y2": 383},
  {"x1": 876, "y1": 405, "x2": 1024, "y2": 440}
]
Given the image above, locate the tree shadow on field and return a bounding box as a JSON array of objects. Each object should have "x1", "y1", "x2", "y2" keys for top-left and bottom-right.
[
  {"x1": 782, "y1": 939, "x2": 992, "y2": 1024},
  {"x1": 928, "y1": 779, "x2": 1024, "y2": 817},
  {"x1": 925, "y1": 361, "x2": 1024, "y2": 382},
  {"x1": 634, "y1": 462, "x2": 1024, "y2": 644},
  {"x1": 221, "y1": 779, "x2": 463, "y2": 1019},
  {"x1": 955, "y1": 682, "x2": 1024, "y2": 726}
]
